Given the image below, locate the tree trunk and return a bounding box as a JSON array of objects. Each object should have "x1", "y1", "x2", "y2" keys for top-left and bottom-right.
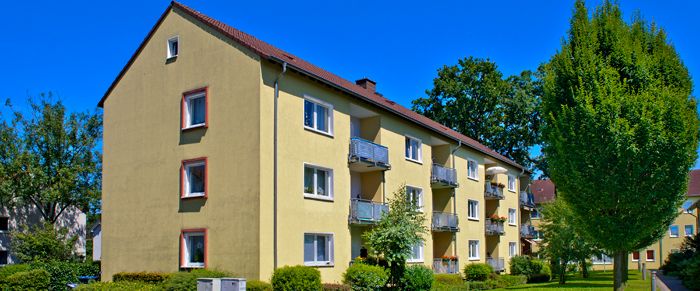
[
  {"x1": 622, "y1": 252, "x2": 629, "y2": 282},
  {"x1": 580, "y1": 257, "x2": 589, "y2": 278},
  {"x1": 613, "y1": 251, "x2": 627, "y2": 291},
  {"x1": 559, "y1": 260, "x2": 566, "y2": 284}
]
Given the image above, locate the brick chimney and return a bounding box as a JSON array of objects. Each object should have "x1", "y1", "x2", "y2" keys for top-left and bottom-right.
[{"x1": 355, "y1": 78, "x2": 376, "y2": 93}]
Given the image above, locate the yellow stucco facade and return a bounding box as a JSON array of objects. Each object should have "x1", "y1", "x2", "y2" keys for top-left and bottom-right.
[{"x1": 101, "y1": 5, "x2": 534, "y2": 283}]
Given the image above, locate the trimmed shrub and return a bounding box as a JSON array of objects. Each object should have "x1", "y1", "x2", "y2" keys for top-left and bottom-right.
[
  {"x1": 76, "y1": 281, "x2": 161, "y2": 290},
  {"x1": 433, "y1": 274, "x2": 463, "y2": 285},
  {"x1": 466, "y1": 281, "x2": 489, "y2": 290},
  {"x1": 463, "y1": 263, "x2": 493, "y2": 282},
  {"x1": 113, "y1": 271, "x2": 169, "y2": 283},
  {"x1": 161, "y1": 269, "x2": 232, "y2": 291},
  {"x1": 528, "y1": 273, "x2": 551, "y2": 283},
  {"x1": 492, "y1": 274, "x2": 527, "y2": 288},
  {"x1": 402, "y1": 264, "x2": 433, "y2": 290},
  {"x1": 529, "y1": 259, "x2": 545, "y2": 275},
  {"x1": 271, "y1": 265, "x2": 322, "y2": 291},
  {"x1": 31, "y1": 260, "x2": 101, "y2": 290},
  {"x1": 6, "y1": 268, "x2": 51, "y2": 290},
  {"x1": 322, "y1": 283, "x2": 351, "y2": 290},
  {"x1": 509, "y1": 255, "x2": 532, "y2": 276},
  {"x1": 0, "y1": 263, "x2": 32, "y2": 285},
  {"x1": 342, "y1": 263, "x2": 387, "y2": 291},
  {"x1": 247, "y1": 279, "x2": 272, "y2": 291}
]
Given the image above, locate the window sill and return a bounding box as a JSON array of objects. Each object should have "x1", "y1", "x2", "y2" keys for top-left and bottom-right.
[
  {"x1": 670, "y1": 235, "x2": 679, "y2": 238},
  {"x1": 166, "y1": 56, "x2": 178, "y2": 62},
  {"x1": 406, "y1": 260, "x2": 424, "y2": 264},
  {"x1": 405, "y1": 158, "x2": 423, "y2": 165},
  {"x1": 182, "y1": 124, "x2": 207, "y2": 131},
  {"x1": 509, "y1": 223, "x2": 517, "y2": 226},
  {"x1": 305, "y1": 262, "x2": 334, "y2": 267},
  {"x1": 646, "y1": 260, "x2": 655, "y2": 262},
  {"x1": 304, "y1": 126, "x2": 334, "y2": 138},
  {"x1": 182, "y1": 193, "x2": 206, "y2": 199},
  {"x1": 304, "y1": 194, "x2": 334, "y2": 202},
  {"x1": 181, "y1": 265, "x2": 205, "y2": 269},
  {"x1": 467, "y1": 177, "x2": 479, "y2": 182},
  {"x1": 468, "y1": 257, "x2": 480, "y2": 261},
  {"x1": 508, "y1": 189, "x2": 516, "y2": 193},
  {"x1": 468, "y1": 217, "x2": 480, "y2": 221}
]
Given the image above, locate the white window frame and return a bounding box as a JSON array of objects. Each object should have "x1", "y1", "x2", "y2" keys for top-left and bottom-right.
[
  {"x1": 467, "y1": 159, "x2": 479, "y2": 180},
  {"x1": 507, "y1": 174, "x2": 516, "y2": 192},
  {"x1": 646, "y1": 250, "x2": 655, "y2": 262},
  {"x1": 303, "y1": 95, "x2": 334, "y2": 136},
  {"x1": 406, "y1": 185, "x2": 424, "y2": 212},
  {"x1": 508, "y1": 208, "x2": 517, "y2": 226},
  {"x1": 182, "y1": 231, "x2": 205, "y2": 268},
  {"x1": 632, "y1": 251, "x2": 640, "y2": 262},
  {"x1": 467, "y1": 199, "x2": 479, "y2": 221},
  {"x1": 167, "y1": 35, "x2": 179, "y2": 59},
  {"x1": 468, "y1": 240, "x2": 480, "y2": 260},
  {"x1": 669, "y1": 225, "x2": 679, "y2": 238},
  {"x1": 303, "y1": 163, "x2": 333, "y2": 201},
  {"x1": 592, "y1": 254, "x2": 613, "y2": 265},
  {"x1": 509, "y1": 242, "x2": 517, "y2": 257},
  {"x1": 303, "y1": 233, "x2": 334, "y2": 267},
  {"x1": 685, "y1": 225, "x2": 694, "y2": 237},
  {"x1": 404, "y1": 135, "x2": 422, "y2": 163},
  {"x1": 183, "y1": 160, "x2": 206, "y2": 198},
  {"x1": 407, "y1": 241, "x2": 424, "y2": 263},
  {"x1": 183, "y1": 91, "x2": 207, "y2": 129}
]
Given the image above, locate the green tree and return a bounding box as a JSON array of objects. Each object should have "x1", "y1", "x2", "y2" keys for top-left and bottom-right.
[
  {"x1": 0, "y1": 94, "x2": 102, "y2": 223},
  {"x1": 363, "y1": 185, "x2": 428, "y2": 287},
  {"x1": 540, "y1": 199, "x2": 600, "y2": 284},
  {"x1": 411, "y1": 58, "x2": 542, "y2": 169},
  {"x1": 10, "y1": 222, "x2": 78, "y2": 263},
  {"x1": 541, "y1": 1, "x2": 699, "y2": 290}
]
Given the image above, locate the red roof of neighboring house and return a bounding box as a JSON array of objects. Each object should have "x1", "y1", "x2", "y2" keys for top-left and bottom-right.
[
  {"x1": 98, "y1": 1, "x2": 526, "y2": 171},
  {"x1": 687, "y1": 169, "x2": 700, "y2": 197},
  {"x1": 531, "y1": 179, "x2": 555, "y2": 204}
]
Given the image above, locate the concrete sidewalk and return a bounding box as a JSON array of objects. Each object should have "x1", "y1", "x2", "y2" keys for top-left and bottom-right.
[{"x1": 655, "y1": 272, "x2": 689, "y2": 291}]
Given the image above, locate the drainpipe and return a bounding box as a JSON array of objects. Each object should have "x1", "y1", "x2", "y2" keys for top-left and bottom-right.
[
  {"x1": 273, "y1": 62, "x2": 287, "y2": 270},
  {"x1": 450, "y1": 141, "x2": 462, "y2": 257}
]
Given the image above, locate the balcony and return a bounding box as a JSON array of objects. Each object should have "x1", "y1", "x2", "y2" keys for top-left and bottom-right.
[
  {"x1": 348, "y1": 138, "x2": 390, "y2": 172},
  {"x1": 487, "y1": 257, "x2": 505, "y2": 272},
  {"x1": 520, "y1": 224, "x2": 536, "y2": 239},
  {"x1": 349, "y1": 198, "x2": 388, "y2": 225},
  {"x1": 430, "y1": 164, "x2": 458, "y2": 188},
  {"x1": 433, "y1": 258, "x2": 459, "y2": 274},
  {"x1": 484, "y1": 183, "x2": 505, "y2": 200},
  {"x1": 485, "y1": 219, "x2": 505, "y2": 236},
  {"x1": 519, "y1": 191, "x2": 536, "y2": 210},
  {"x1": 432, "y1": 212, "x2": 459, "y2": 232}
]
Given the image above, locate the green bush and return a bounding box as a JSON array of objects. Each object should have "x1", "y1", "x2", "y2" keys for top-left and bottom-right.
[
  {"x1": 466, "y1": 281, "x2": 489, "y2": 290},
  {"x1": 402, "y1": 264, "x2": 433, "y2": 290},
  {"x1": 528, "y1": 273, "x2": 551, "y2": 283},
  {"x1": 433, "y1": 274, "x2": 463, "y2": 285},
  {"x1": 463, "y1": 263, "x2": 492, "y2": 282},
  {"x1": 509, "y1": 255, "x2": 532, "y2": 276},
  {"x1": 10, "y1": 222, "x2": 78, "y2": 263},
  {"x1": 529, "y1": 259, "x2": 545, "y2": 275},
  {"x1": 31, "y1": 260, "x2": 101, "y2": 290},
  {"x1": 540, "y1": 264, "x2": 552, "y2": 278},
  {"x1": 6, "y1": 268, "x2": 51, "y2": 290},
  {"x1": 161, "y1": 269, "x2": 232, "y2": 291},
  {"x1": 0, "y1": 263, "x2": 32, "y2": 285},
  {"x1": 342, "y1": 263, "x2": 387, "y2": 291},
  {"x1": 271, "y1": 265, "x2": 322, "y2": 291},
  {"x1": 113, "y1": 271, "x2": 169, "y2": 283},
  {"x1": 246, "y1": 279, "x2": 272, "y2": 291},
  {"x1": 678, "y1": 256, "x2": 700, "y2": 290},
  {"x1": 491, "y1": 274, "x2": 527, "y2": 288},
  {"x1": 322, "y1": 283, "x2": 351, "y2": 290},
  {"x1": 662, "y1": 252, "x2": 692, "y2": 275},
  {"x1": 76, "y1": 281, "x2": 161, "y2": 290}
]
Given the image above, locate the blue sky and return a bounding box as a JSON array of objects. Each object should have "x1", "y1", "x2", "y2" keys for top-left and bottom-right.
[{"x1": 1, "y1": 1, "x2": 698, "y2": 166}]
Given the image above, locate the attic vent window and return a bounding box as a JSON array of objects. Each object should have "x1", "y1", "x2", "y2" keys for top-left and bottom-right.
[{"x1": 167, "y1": 36, "x2": 179, "y2": 59}]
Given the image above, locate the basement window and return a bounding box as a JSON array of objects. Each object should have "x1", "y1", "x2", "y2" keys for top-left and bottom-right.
[{"x1": 167, "y1": 36, "x2": 179, "y2": 59}]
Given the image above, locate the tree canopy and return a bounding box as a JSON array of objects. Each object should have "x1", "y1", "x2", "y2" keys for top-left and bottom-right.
[
  {"x1": 541, "y1": 0, "x2": 698, "y2": 289},
  {"x1": 0, "y1": 94, "x2": 102, "y2": 223},
  {"x1": 412, "y1": 57, "x2": 542, "y2": 170}
]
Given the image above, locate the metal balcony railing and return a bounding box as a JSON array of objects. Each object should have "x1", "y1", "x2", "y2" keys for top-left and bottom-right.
[
  {"x1": 349, "y1": 198, "x2": 388, "y2": 225},
  {"x1": 433, "y1": 258, "x2": 460, "y2": 274},
  {"x1": 519, "y1": 191, "x2": 536, "y2": 209},
  {"x1": 487, "y1": 257, "x2": 505, "y2": 272},
  {"x1": 432, "y1": 212, "x2": 459, "y2": 232},
  {"x1": 485, "y1": 219, "x2": 505, "y2": 236},
  {"x1": 484, "y1": 183, "x2": 505, "y2": 200},
  {"x1": 431, "y1": 164, "x2": 458, "y2": 188},
  {"x1": 348, "y1": 138, "x2": 390, "y2": 169},
  {"x1": 520, "y1": 224, "x2": 536, "y2": 239}
]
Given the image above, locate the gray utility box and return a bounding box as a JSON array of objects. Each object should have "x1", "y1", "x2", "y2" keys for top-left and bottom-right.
[{"x1": 197, "y1": 278, "x2": 246, "y2": 291}]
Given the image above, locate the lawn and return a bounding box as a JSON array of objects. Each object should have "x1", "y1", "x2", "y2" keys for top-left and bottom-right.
[{"x1": 495, "y1": 270, "x2": 651, "y2": 291}]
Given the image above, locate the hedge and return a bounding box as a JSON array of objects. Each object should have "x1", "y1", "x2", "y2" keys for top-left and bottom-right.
[
  {"x1": 402, "y1": 264, "x2": 433, "y2": 290},
  {"x1": 161, "y1": 269, "x2": 232, "y2": 291},
  {"x1": 271, "y1": 265, "x2": 322, "y2": 291},
  {"x1": 322, "y1": 283, "x2": 351, "y2": 290},
  {"x1": 464, "y1": 263, "x2": 493, "y2": 282},
  {"x1": 76, "y1": 281, "x2": 161, "y2": 291},
  {"x1": 246, "y1": 279, "x2": 272, "y2": 291},
  {"x1": 6, "y1": 268, "x2": 51, "y2": 290},
  {"x1": 113, "y1": 272, "x2": 169, "y2": 283},
  {"x1": 342, "y1": 263, "x2": 388, "y2": 291}
]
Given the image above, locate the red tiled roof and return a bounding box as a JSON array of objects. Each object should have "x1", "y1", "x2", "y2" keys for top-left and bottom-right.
[
  {"x1": 687, "y1": 169, "x2": 700, "y2": 197},
  {"x1": 531, "y1": 179, "x2": 555, "y2": 204},
  {"x1": 99, "y1": 1, "x2": 525, "y2": 171}
]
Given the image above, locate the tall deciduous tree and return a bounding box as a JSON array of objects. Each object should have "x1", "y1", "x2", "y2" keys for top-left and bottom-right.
[
  {"x1": 411, "y1": 57, "x2": 542, "y2": 169},
  {"x1": 0, "y1": 94, "x2": 102, "y2": 224},
  {"x1": 541, "y1": 1, "x2": 699, "y2": 290}
]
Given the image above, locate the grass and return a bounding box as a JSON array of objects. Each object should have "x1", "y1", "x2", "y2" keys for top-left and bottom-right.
[{"x1": 494, "y1": 270, "x2": 651, "y2": 291}]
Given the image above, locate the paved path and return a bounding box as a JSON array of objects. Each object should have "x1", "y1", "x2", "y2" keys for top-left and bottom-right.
[{"x1": 655, "y1": 272, "x2": 688, "y2": 291}]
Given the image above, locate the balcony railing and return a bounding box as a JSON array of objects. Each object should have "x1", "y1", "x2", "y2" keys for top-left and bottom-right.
[
  {"x1": 433, "y1": 258, "x2": 460, "y2": 274},
  {"x1": 348, "y1": 138, "x2": 390, "y2": 170},
  {"x1": 432, "y1": 212, "x2": 459, "y2": 232},
  {"x1": 484, "y1": 183, "x2": 505, "y2": 200},
  {"x1": 485, "y1": 219, "x2": 505, "y2": 236},
  {"x1": 431, "y1": 164, "x2": 458, "y2": 188},
  {"x1": 487, "y1": 257, "x2": 505, "y2": 272},
  {"x1": 349, "y1": 198, "x2": 388, "y2": 225},
  {"x1": 519, "y1": 191, "x2": 536, "y2": 210},
  {"x1": 520, "y1": 224, "x2": 536, "y2": 239}
]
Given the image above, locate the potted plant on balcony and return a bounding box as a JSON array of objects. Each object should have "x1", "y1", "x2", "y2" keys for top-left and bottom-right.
[{"x1": 497, "y1": 183, "x2": 506, "y2": 188}]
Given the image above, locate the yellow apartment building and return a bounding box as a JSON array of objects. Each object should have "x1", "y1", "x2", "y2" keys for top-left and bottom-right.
[
  {"x1": 99, "y1": 1, "x2": 537, "y2": 282},
  {"x1": 529, "y1": 173, "x2": 700, "y2": 271}
]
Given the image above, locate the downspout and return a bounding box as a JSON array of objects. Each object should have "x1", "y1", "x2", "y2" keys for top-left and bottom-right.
[
  {"x1": 273, "y1": 62, "x2": 287, "y2": 270},
  {"x1": 450, "y1": 141, "x2": 462, "y2": 257}
]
